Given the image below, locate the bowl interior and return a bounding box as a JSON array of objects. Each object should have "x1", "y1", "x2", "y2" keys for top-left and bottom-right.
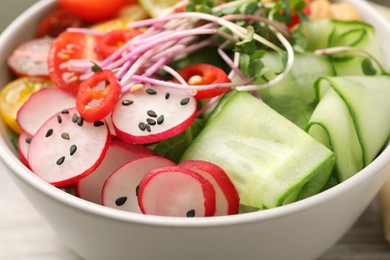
[{"x1": 0, "y1": 0, "x2": 390, "y2": 227}]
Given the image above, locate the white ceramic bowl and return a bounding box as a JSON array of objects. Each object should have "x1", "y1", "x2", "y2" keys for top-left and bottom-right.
[{"x1": 0, "y1": 1, "x2": 390, "y2": 259}]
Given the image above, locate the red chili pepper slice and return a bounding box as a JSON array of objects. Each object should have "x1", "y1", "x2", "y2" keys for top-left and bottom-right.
[
  {"x1": 76, "y1": 70, "x2": 121, "y2": 122},
  {"x1": 96, "y1": 29, "x2": 143, "y2": 58},
  {"x1": 176, "y1": 63, "x2": 231, "y2": 100}
]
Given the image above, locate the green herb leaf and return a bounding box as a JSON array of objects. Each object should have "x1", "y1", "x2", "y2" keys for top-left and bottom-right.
[
  {"x1": 91, "y1": 62, "x2": 103, "y2": 72},
  {"x1": 362, "y1": 58, "x2": 377, "y2": 76},
  {"x1": 152, "y1": 119, "x2": 205, "y2": 163}
]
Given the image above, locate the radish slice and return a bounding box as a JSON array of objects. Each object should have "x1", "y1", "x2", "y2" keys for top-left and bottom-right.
[
  {"x1": 7, "y1": 37, "x2": 53, "y2": 78},
  {"x1": 111, "y1": 85, "x2": 197, "y2": 144},
  {"x1": 28, "y1": 108, "x2": 110, "y2": 187},
  {"x1": 17, "y1": 88, "x2": 76, "y2": 135},
  {"x1": 75, "y1": 139, "x2": 155, "y2": 204},
  {"x1": 137, "y1": 166, "x2": 216, "y2": 217},
  {"x1": 18, "y1": 131, "x2": 32, "y2": 167},
  {"x1": 102, "y1": 156, "x2": 176, "y2": 213},
  {"x1": 180, "y1": 160, "x2": 240, "y2": 215}
]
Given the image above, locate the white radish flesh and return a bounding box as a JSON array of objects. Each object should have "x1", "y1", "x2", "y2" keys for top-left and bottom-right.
[
  {"x1": 76, "y1": 139, "x2": 155, "y2": 204},
  {"x1": 18, "y1": 131, "x2": 32, "y2": 167},
  {"x1": 7, "y1": 37, "x2": 53, "y2": 77},
  {"x1": 180, "y1": 160, "x2": 240, "y2": 215},
  {"x1": 17, "y1": 88, "x2": 76, "y2": 135},
  {"x1": 102, "y1": 155, "x2": 176, "y2": 213},
  {"x1": 137, "y1": 166, "x2": 216, "y2": 217},
  {"x1": 111, "y1": 85, "x2": 197, "y2": 144},
  {"x1": 28, "y1": 108, "x2": 110, "y2": 187}
]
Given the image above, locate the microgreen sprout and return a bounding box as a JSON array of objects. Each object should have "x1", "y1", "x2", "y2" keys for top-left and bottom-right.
[
  {"x1": 65, "y1": 0, "x2": 298, "y2": 94},
  {"x1": 315, "y1": 46, "x2": 389, "y2": 76}
]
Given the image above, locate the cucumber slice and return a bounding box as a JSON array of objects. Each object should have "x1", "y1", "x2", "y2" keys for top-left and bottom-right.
[
  {"x1": 315, "y1": 76, "x2": 390, "y2": 166},
  {"x1": 238, "y1": 52, "x2": 334, "y2": 129},
  {"x1": 299, "y1": 20, "x2": 383, "y2": 76},
  {"x1": 306, "y1": 86, "x2": 363, "y2": 181},
  {"x1": 255, "y1": 52, "x2": 335, "y2": 105},
  {"x1": 181, "y1": 91, "x2": 335, "y2": 209}
]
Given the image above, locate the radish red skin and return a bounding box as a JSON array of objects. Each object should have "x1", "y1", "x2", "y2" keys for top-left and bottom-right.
[
  {"x1": 113, "y1": 110, "x2": 197, "y2": 144},
  {"x1": 180, "y1": 160, "x2": 240, "y2": 215},
  {"x1": 18, "y1": 131, "x2": 32, "y2": 168},
  {"x1": 17, "y1": 88, "x2": 76, "y2": 135},
  {"x1": 7, "y1": 38, "x2": 53, "y2": 78},
  {"x1": 27, "y1": 108, "x2": 110, "y2": 187},
  {"x1": 102, "y1": 155, "x2": 176, "y2": 213},
  {"x1": 137, "y1": 166, "x2": 216, "y2": 217},
  {"x1": 111, "y1": 86, "x2": 198, "y2": 144}
]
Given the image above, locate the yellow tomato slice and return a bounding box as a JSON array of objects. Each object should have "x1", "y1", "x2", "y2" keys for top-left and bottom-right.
[
  {"x1": 91, "y1": 4, "x2": 149, "y2": 32},
  {"x1": 0, "y1": 77, "x2": 54, "y2": 134}
]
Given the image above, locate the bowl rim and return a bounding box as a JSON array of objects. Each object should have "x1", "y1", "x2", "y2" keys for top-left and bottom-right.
[{"x1": 0, "y1": 0, "x2": 390, "y2": 227}]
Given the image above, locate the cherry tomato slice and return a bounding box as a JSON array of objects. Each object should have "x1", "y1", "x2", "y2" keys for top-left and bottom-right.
[
  {"x1": 286, "y1": 1, "x2": 311, "y2": 29},
  {"x1": 96, "y1": 29, "x2": 143, "y2": 58},
  {"x1": 0, "y1": 77, "x2": 53, "y2": 134},
  {"x1": 76, "y1": 70, "x2": 121, "y2": 122},
  {"x1": 177, "y1": 64, "x2": 231, "y2": 100},
  {"x1": 7, "y1": 38, "x2": 53, "y2": 78},
  {"x1": 48, "y1": 31, "x2": 102, "y2": 96},
  {"x1": 59, "y1": 0, "x2": 129, "y2": 22},
  {"x1": 36, "y1": 10, "x2": 87, "y2": 38}
]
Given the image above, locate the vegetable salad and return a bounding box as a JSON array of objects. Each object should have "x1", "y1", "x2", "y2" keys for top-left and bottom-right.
[{"x1": 1, "y1": 0, "x2": 390, "y2": 217}]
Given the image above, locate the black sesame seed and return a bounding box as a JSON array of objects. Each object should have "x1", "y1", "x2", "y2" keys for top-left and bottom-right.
[
  {"x1": 61, "y1": 132, "x2": 70, "y2": 140},
  {"x1": 122, "y1": 100, "x2": 134, "y2": 106},
  {"x1": 157, "y1": 115, "x2": 164, "y2": 125},
  {"x1": 186, "y1": 209, "x2": 195, "y2": 217},
  {"x1": 57, "y1": 115, "x2": 62, "y2": 124},
  {"x1": 146, "y1": 118, "x2": 156, "y2": 125},
  {"x1": 93, "y1": 121, "x2": 105, "y2": 127},
  {"x1": 115, "y1": 196, "x2": 128, "y2": 206},
  {"x1": 135, "y1": 185, "x2": 140, "y2": 197},
  {"x1": 77, "y1": 117, "x2": 84, "y2": 126},
  {"x1": 25, "y1": 138, "x2": 31, "y2": 144},
  {"x1": 147, "y1": 110, "x2": 157, "y2": 117},
  {"x1": 56, "y1": 156, "x2": 65, "y2": 165},
  {"x1": 138, "y1": 122, "x2": 146, "y2": 131},
  {"x1": 146, "y1": 88, "x2": 157, "y2": 95},
  {"x1": 145, "y1": 124, "x2": 151, "y2": 132},
  {"x1": 72, "y1": 113, "x2": 78, "y2": 123},
  {"x1": 61, "y1": 109, "x2": 69, "y2": 114},
  {"x1": 70, "y1": 144, "x2": 77, "y2": 156},
  {"x1": 180, "y1": 97, "x2": 190, "y2": 105},
  {"x1": 45, "y1": 129, "x2": 54, "y2": 137},
  {"x1": 165, "y1": 92, "x2": 170, "y2": 100}
]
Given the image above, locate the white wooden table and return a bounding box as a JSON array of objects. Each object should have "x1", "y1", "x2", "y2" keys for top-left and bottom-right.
[{"x1": 1, "y1": 1, "x2": 390, "y2": 260}]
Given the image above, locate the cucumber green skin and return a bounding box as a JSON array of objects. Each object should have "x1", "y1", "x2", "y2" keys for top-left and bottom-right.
[
  {"x1": 239, "y1": 52, "x2": 335, "y2": 129},
  {"x1": 306, "y1": 86, "x2": 363, "y2": 181},
  {"x1": 181, "y1": 91, "x2": 335, "y2": 209},
  {"x1": 306, "y1": 75, "x2": 390, "y2": 183},
  {"x1": 299, "y1": 20, "x2": 383, "y2": 76},
  {"x1": 256, "y1": 52, "x2": 335, "y2": 105},
  {"x1": 313, "y1": 76, "x2": 390, "y2": 167}
]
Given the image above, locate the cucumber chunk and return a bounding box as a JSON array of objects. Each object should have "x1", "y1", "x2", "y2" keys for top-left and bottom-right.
[
  {"x1": 181, "y1": 91, "x2": 335, "y2": 209},
  {"x1": 306, "y1": 86, "x2": 363, "y2": 181},
  {"x1": 314, "y1": 76, "x2": 390, "y2": 167},
  {"x1": 299, "y1": 20, "x2": 383, "y2": 76}
]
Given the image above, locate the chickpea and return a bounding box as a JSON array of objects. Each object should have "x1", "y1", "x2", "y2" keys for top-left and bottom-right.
[
  {"x1": 331, "y1": 3, "x2": 362, "y2": 21},
  {"x1": 309, "y1": 0, "x2": 333, "y2": 20}
]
